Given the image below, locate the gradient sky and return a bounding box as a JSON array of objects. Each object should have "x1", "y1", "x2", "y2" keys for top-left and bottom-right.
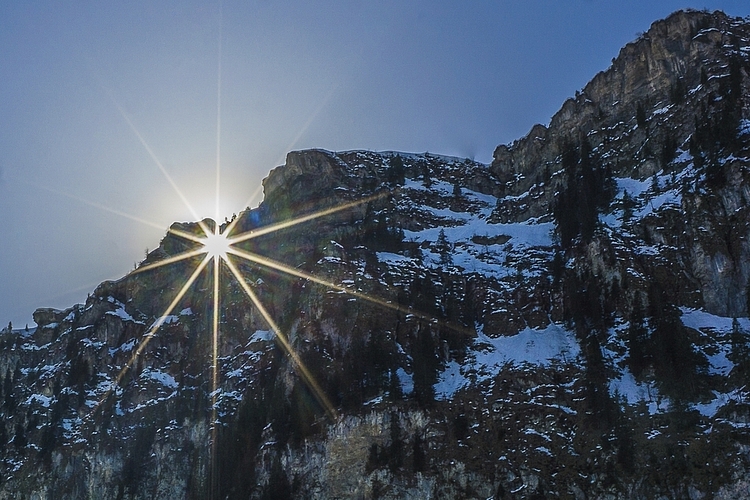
[{"x1": 1, "y1": 1, "x2": 748, "y2": 328}]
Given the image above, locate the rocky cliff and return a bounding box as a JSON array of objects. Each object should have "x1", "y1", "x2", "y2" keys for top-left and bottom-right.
[{"x1": 1, "y1": 8, "x2": 750, "y2": 500}]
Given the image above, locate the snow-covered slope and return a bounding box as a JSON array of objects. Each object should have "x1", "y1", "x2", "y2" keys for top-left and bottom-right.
[{"x1": 1, "y1": 8, "x2": 750, "y2": 500}]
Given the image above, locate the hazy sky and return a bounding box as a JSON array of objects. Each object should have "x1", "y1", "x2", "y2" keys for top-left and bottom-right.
[{"x1": 1, "y1": 1, "x2": 748, "y2": 328}]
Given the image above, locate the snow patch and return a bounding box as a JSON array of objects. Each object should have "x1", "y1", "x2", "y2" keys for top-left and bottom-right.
[
  {"x1": 107, "y1": 307, "x2": 135, "y2": 323},
  {"x1": 680, "y1": 308, "x2": 750, "y2": 332},
  {"x1": 249, "y1": 330, "x2": 274, "y2": 343},
  {"x1": 609, "y1": 370, "x2": 663, "y2": 414},
  {"x1": 615, "y1": 177, "x2": 650, "y2": 199},
  {"x1": 377, "y1": 252, "x2": 413, "y2": 264},
  {"x1": 142, "y1": 369, "x2": 178, "y2": 389},
  {"x1": 27, "y1": 394, "x2": 53, "y2": 408},
  {"x1": 434, "y1": 324, "x2": 580, "y2": 399},
  {"x1": 150, "y1": 315, "x2": 180, "y2": 329},
  {"x1": 396, "y1": 367, "x2": 414, "y2": 395},
  {"x1": 693, "y1": 390, "x2": 746, "y2": 418}
]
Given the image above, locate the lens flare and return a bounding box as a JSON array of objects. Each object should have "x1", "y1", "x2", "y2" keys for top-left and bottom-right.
[
  {"x1": 98, "y1": 192, "x2": 472, "y2": 421},
  {"x1": 203, "y1": 228, "x2": 231, "y2": 260}
]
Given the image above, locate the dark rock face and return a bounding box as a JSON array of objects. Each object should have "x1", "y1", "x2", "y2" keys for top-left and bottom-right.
[{"x1": 1, "y1": 8, "x2": 750, "y2": 499}]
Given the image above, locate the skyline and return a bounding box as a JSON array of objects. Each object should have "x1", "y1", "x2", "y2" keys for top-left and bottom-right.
[{"x1": 1, "y1": 1, "x2": 748, "y2": 327}]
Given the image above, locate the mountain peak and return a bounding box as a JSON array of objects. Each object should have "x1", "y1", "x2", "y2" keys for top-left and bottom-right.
[{"x1": 3, "y1": 9, "x2": 750, "y2": 499}]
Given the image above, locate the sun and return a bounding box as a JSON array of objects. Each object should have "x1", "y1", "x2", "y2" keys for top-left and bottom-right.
[
  {"x1": 97, "y1": 188, "x2": 466, "y2": 419},
  {"x1": 201, "y1": 226, "x2": 231, "y2": 260},
  {"x1": 82, "y1": 136, "x2": 473, "y2": 500},
  {"x1": 80, "y1": 9, "x2": 467, "y2": 494},
  {"x1": 99, "y1": 200, "x2": 385, "y2": 423}
]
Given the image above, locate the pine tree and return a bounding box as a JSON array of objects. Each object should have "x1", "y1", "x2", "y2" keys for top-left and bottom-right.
[
  {"x1": 729, "y1": 318, "x2": 750, "y2": 385},
  {"x1": 412, "y1": 433, "x2": 426, "y2": 472},
  {"x1": 436, "y1": 229, "x2": 452, "y2": 266},
  {"x1": 636, "y1": 102, "x2": 648, "y2": 130},
  {"x1": 622, "y1": 190, "x2": 635, "y2": 222},
  {"x1": 626, "y1": 299, "x2": 650, "y2": 378},
  {"x1": 388, "y1": 411, "x2": 404, "y2": 472},
  {"x1": 12, "y1": 423, "x2": 26, "y2": 449},
  {"x1": 669, "y1": 78, "x2": 686, "y2": 105},
  {"x1": 388, "y1": 155, "x2": 405, "y2": 186},
  {"x1": 264, "y1": 455, "x2": 292, "y2": 500},
  {"x1": 650, "y1": 173, "x2": 660, "y2": 194},
  {"x1": 411, "y1": 325, "x2": 438, "y2": 405},
  {"x1": 388, "y1": 368, "x2": 404, "y2": 400},
  {"x1": 648, "y1": 285, "x2": 708, "y2": 400},
  {"x1": 553, "y1": 138, "x2": 615, "y2": 248},
  {"x1": 4, "y1": 368, "x2": 14, "y2": 411},
  {"x1": 661, "y1": 131, "x2": 678, "y2": 168}
]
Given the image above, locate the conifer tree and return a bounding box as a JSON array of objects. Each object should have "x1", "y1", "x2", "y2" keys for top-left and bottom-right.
[
  {"x1": 388, "y1": 155, "x2": 405, "y2": 186},
  {"x1": 388, "y1": 367, "x2": 403, "y2": 400},
  {"x1": 388, "y1": 411, "x2": 404, "y2": 472},
  {"x1": 4, "y1": 368, "x2": 14, "y2": 411},
  {"x1": 648, "y1": 285, "x2": 708, "y2": 400},
  {"x1": 411, "y1": 325, "x2": 438, "y2": 405},
  {"x1": 626, "y1": 299, "x2": 650, "y2": 377},
  {"x1": 436, "y1": 229, "x2": 452, "y2": 266},
  {"x1": 729, "y1": 318, "x2": 750, "y2": 385},
  {"x1": 622, "y1": 190, "x2": 635, "y2": 222},
  {"x1": 553, "y1": 138, "x2": 614, "y2": 247},
  {"x1": 12, "y1": 423, "x2": 26, "y2": 449},
  {"x1": 412, "y1": 433, "x2": 426, "y2": 472},
  {"x1": 636, "y1": 102, "x2": 648, "y2": 131},
  {"x1": 264, "y1": 455, "x2": 291, "y2": 500}
]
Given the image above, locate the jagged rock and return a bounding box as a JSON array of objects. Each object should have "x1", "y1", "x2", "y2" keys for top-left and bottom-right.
[{"x1": 1, "y1": 8, "x2": 750, "y2": 499}]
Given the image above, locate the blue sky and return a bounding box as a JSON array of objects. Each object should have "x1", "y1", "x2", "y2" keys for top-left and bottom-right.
[{"x1": 1, "y1": 1, "x2": 748, "y2": 327}]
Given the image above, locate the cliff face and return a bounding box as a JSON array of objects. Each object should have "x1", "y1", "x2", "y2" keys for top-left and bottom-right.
[
  {"x1": 492, "y1": 9, "x2": 741, "y2": 205},
  {"x1": 1, "y1": 8, "x2": 750, "y2": 500},
  {"x1": 491, "y1": 9, "x2": 750, "y2": 317}
]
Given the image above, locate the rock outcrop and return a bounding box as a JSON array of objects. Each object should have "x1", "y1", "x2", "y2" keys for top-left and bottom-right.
[{"x1": 1, "y1": 9, "x2": 750, "y2": 500}]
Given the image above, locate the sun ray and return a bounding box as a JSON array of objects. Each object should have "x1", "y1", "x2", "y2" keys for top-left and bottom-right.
[
  {"x1": 226, "y1": 192, "x2": 387, "y2": 243},
  {"x1": 227, "y1": 83, "x2": 340, "y2": 219},
  {"x1": 210, "y1": 253, "x2": 220, "y2": 497},
  {"x1": 13, "y1": 177, "x2": 165, "y2": 230},
  {"x1": 228, "y1": 247, "x2": 475, "y2": 337},
  {"x1": 129, "y1": 247, "x2": 208, "y2": 275},
  {"x1": 277, "y1": 82, "x2": 340, "y2": 160},
  {"x1": 88, "y1": 254, "x2": 212, "y2": 419},
  {"x1": 215, "y1": 2, "x2": 223, "y2": 225},
  {"x1": 119, "y1": 254, "x2": 210, "y2": 384},
  {"x1": 109, "y1": 97, "x2": 212, "y2": 238},
  {"x1": 168, "y1": 227, "x2": 209, "y2": 246},
  {"x1": 224, "y1": 255, "x2": 338, "y2": 419}
]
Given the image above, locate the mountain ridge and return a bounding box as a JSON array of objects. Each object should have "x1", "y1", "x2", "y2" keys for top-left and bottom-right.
[{"x1": 1, "y1": 8, "x2": 750, "y2": 499}]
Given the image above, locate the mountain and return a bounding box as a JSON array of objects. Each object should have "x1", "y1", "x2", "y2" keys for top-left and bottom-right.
[{"x1": 2, "y1": 8, "x2": 750, "y2": 499}]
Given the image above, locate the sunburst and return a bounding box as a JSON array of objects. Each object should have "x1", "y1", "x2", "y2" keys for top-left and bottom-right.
[
  {"x1": 88, "y1": 198, "x2": 376, "y2": 497},
  {"x1": 75, "y1": 8, "x2": 471, "y2": 498},
  {"x1": 81, "y1": 113, "x2": 468, "y2": 500},
  {"x1": 118, "y1": 191, "x2": 393, "y2": 416}
]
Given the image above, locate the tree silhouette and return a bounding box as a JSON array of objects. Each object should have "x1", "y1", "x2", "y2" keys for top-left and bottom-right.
[{"x1": 436, "y1": 229, "x2": 452, "y2": 266}]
